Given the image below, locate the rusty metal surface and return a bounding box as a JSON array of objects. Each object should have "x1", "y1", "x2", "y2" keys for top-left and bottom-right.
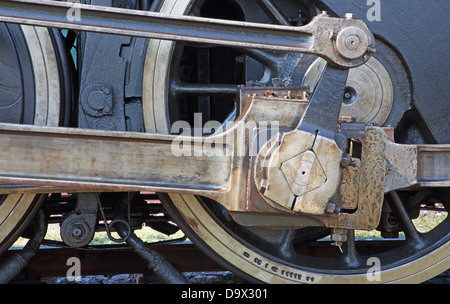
[
  {"x1": 385, "y1": 141, "x2": 418, "y2": 192},
  {"x1": 417, "y1": 145, "x2": 450, "y2": 187},
  {"x1": 342, "y1": 126, "x2": 386, "y2": 229},
  {"x1": 385, "y1": 141, "x2": 450, "y2": 191},
  {"x1": 255, "y1": 63, "x2": 346, "y2": 216},
  {"x1": 0, "y1": 122, "x2": 232, "y2": 194},
  {"x1": 0, "y1": 93, "x2": 308, "y2": 213},
  {"x1": 257, "y1": 129, "x2": 343, "y2": 215},
  {"x1": 0, "y1": 0, "x2": 374, "y2": 68},
  {"x1": 339, "y1": 159, "x2": 360, "y2": 210},
  {"x1": 309, "y1": 126, "x2": 387, "y2": 230}
]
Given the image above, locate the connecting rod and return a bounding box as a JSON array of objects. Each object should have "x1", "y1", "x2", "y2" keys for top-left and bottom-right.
[{"x1": 0, "y1": 0, "x2": 374, "y2": 68}]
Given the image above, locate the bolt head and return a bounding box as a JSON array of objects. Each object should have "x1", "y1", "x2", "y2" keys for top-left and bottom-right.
[
  {"x1": 326, "y1": 202, "x2": 336, "y2": 213},
  {"x1": 81, "y1": 84, "x2": 113, "y2": 117},
  {"x1": 336, "y1": 26, "x2": 369, "y2": 59},
  {"x1": 87, "y1": 90, "x2": 107, "y2": 111},
  {"x1": 71, "y1": 224, "x2": 86, "y2": 240},
  {"x1": 345, "y1": 35, "x2": 361, "y2": 50},
  {"x1": 345, "y1": 13, "x2": 357, "y2": 20},
  {"x1": 101, "y1": 87, "x2": 111, "y2": 95},
  {"x1": 259, "y1": 179, "x2": 269, "y2": 194},
  {"x1": 331, "y1": 233, "x2": 347, "y2": 242}
]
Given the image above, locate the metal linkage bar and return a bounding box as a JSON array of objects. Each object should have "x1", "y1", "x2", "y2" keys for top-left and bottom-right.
[
  {"x1": 0, "y1": 123, "x2": 232, "y2": 194},
  {"x1": 385, "y1": 142, "x2": 450, "y2": 191},
  {"x1": 0, "y1": 0, "x2": 374, "y2": 68}
]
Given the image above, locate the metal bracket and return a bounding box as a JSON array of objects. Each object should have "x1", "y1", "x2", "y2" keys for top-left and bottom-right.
[{"x1": 60, "y1": 193, "x2": 98, "y2": 248}]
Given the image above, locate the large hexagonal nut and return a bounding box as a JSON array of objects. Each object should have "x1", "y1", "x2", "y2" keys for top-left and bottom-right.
[{"x1": 280, "y1": 150, "x2": 327, "y2": 197}]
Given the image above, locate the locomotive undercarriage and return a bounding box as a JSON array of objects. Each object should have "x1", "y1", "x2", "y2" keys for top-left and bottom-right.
[{"x1": 0, "y1": 0, "x2": 448, "y2": 283}]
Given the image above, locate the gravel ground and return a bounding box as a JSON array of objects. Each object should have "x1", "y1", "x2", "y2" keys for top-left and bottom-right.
[
  {"x1": 42, "y1": 271, "x2": 248, "y2": 284},
  {"x1": 42, "y1": 269, "x2": 449, "y2": 284}
]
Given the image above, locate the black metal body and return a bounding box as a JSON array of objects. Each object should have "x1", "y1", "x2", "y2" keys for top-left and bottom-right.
[
  {"x1": 0, "y1": 24, "x2": 35, "y2": 125},
  {"x1": 78, "y1": 0, "x2": 146, "y2": 131},
  {"x1": 319, "y1": 0, "x2": 450, "y2": 144}
]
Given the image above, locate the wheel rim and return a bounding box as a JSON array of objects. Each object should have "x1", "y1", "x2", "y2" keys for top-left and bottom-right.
[
  {"x1": 0, "y1": 25, "x2": 68, "y2": 253},
  {"x1": 143, "y1": 0, "x2": 449, "y2": 283}
]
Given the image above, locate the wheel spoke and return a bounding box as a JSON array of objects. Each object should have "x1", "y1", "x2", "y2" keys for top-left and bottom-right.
[
  {"x1": 343, "y1": 229, "x2": 360, "y2": 267},
  {"x1": 256, "y1": 0, "x2": 291, "y2": 26},
  {"x1": 278, "y1": 229, "x2": 297, "y2": 257},
  {"x1": 170, "y1": 82, "x2": 238, "y2": 96},
  {"x1": 238, "y1": 47, "x2": 302, "y2": 84},
  {"x1": 239, "y1": 48, "x2": 279, "y2": 68},
  {"x1": 197, "y1": 48, "x2": 212, "y2": 122},
  {"x1": 390, "y1": 191, "x2": 423, "y2": 246}
]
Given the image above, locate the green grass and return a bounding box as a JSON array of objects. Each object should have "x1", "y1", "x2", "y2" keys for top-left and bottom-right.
[
  {"x1": 89, "y1": 226, "x2": 186, "y2": 245},
  {"x1": 412, "y1": 211, "x2": 448, "y2": 233}
]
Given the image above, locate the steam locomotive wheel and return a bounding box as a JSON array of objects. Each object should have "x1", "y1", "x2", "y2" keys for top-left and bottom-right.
[
  {"x1": 0, "y1": 25, "x2": 70, "y2": 254},
  {"x1": 143, "y1": 0, "x2": 449, "y2": 283}
]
